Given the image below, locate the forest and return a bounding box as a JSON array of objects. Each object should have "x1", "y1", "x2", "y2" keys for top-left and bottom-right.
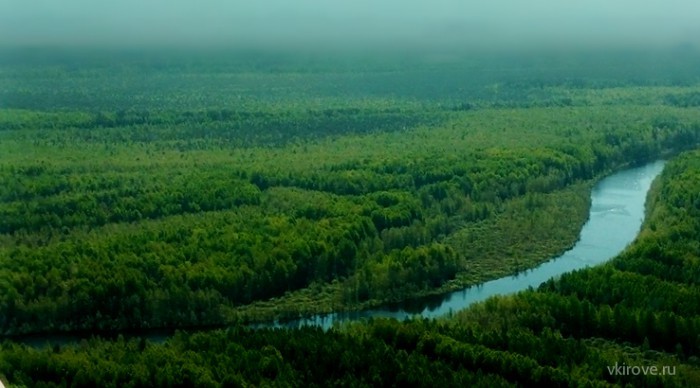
[
  {"x1": 2, "y1": 146, "x2": 700, "y2": 386},
  {"x1": 0, "y1": 48, "x2": 699, "y2": 386}
]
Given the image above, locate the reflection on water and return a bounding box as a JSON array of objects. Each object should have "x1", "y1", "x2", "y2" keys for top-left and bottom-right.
[{"x1": 258, "y1": 160, "x2": 666, "y2": 330}]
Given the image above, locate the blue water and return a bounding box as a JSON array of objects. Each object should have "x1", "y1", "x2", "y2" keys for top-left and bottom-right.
[
  {"x1": 255, "y1": 160, "x2": 666, "y2": 330},
  {"x1": 16, "y1": 161, "x2": 666, "y2": 346}
]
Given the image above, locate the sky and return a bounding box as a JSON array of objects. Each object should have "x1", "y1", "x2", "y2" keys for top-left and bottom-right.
[{"x1": 1, "y1": 0, "x2": 699, "y2": 51}]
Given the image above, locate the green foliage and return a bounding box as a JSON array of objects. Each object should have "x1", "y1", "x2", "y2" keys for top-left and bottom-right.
[
  {"x1": 1, "y1": 49, "x2": 700, "y2": 386},
  {"x1": 1, "y1": 50, "x2": 700, "y2": 335}
]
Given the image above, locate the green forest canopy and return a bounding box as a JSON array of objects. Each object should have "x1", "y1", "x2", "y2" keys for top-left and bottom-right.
[
  {"x1": 1, "y1": 50, "x2": 700, "y2": 336},
  {"x1": 2, "y1": 146, "x2": 700, "y2": 386}
]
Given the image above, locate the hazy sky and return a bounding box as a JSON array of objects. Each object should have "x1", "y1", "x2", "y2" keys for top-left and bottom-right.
[{"x1": 1, "y1": 0, "x2": 699, "y2": 50}]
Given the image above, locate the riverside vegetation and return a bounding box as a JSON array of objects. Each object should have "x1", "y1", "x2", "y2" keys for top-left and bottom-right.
[
  {"x1": 2, "y1": 145, "x2": 700, "y2": 387},
  {"x1": 0, "y1": 48, "x2": 700, "y2": 386}
]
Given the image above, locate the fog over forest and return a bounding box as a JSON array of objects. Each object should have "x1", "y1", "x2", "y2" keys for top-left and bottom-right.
[{"x1": 1, "y1": 0, "x2": 699, "y2": 51}]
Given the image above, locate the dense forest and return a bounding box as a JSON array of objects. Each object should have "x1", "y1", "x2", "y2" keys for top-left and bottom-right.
[
  {"x1": 2, "y1": 148, "x2": 699, "y2": 387},
  {"x1": 1, "y1": 50, "x2": 700, "y2": 336},
  {"x1": 0, "y1": 48, "x2": 700, "y2": 385}
]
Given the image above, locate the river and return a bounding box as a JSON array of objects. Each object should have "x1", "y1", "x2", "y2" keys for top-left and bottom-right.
[
  {"x1": 14, "y1": 160, "x2": 666, "y2": 345},
  {"x1": 254, "y1": 160, "x2": 666, "y2": 330}
]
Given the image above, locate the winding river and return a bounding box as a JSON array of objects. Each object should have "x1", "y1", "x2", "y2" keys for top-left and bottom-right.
[
  {"x1": 16, "y1": 160, "x2": 665, "y2": 346},
  {"x1": 255, "y1": 160, "x2": 666, "y2": 330}
]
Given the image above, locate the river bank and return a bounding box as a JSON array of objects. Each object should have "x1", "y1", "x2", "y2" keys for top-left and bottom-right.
[{"x1": 6, "y1": 160, "x2": 665, "y2": 345}]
